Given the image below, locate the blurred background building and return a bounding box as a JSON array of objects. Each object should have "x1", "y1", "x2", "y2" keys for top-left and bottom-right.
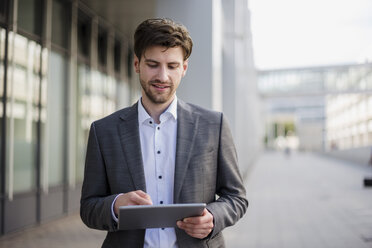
[
  {"x1": 258, "y1": 63, "x2": 372, "y2": 165},
  {"x1": 0, "y1": 0, "x2": 260, "y2": 235}
]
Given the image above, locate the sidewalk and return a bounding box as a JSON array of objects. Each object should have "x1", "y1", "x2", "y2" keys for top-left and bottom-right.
[
  {"x1": 1, "y1": 151, "x2": 371, "y2": 248},
  {"x1": 224, "y1": 151, "x2": 372, "y2": 248},
  {"x1": 0, "y1": 213, "x2": 106, "y2": 248}
]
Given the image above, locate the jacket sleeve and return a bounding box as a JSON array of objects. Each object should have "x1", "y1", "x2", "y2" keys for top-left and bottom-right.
[
  {"x1": 80, "y1": 122, "x2": 118, "y2": 232},
  {"x1": 205, "y1": 113, "x2": 249, "y2": 238}
]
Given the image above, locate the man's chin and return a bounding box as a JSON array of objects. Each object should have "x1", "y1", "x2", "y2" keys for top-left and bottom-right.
[
  {"x1": 151, "y1": 99, "x2": 170, "y2": 104},
  {"x1": 147, "y1": 96, "x2": 171, "y2": 105},
  {"x1": 145, "y1": 92, "x2": 174, "y2": 105}
]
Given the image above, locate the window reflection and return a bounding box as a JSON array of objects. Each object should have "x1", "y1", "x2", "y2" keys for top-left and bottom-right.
[
  {"x1": 326, "y1": 93, "x2": 371, "y2": 150},
  {"x1": 17, "y1": 0, "x2": 42, "y2": 38},
  {"x1": 40, "y1": 51, "x2": 66, "y2": 190},
  {"x1": 0, "y1": 28, "x2": 5, "y2": 191},
  {"x1": 75, "y1": 64, "x2": 117, "y2": 183},
  {"x1": 6, "y1": 32, "x2": 42, "y2": 194}
]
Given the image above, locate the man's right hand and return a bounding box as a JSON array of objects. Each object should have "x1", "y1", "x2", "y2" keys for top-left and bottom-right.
[{"x1": 114, "y1": 190, "x2": 153, "y2": 216}]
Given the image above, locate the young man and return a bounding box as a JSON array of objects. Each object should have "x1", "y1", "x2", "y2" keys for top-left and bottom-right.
[{"x1": 80, "y1": 18, "x2": 248, "y2": 248}]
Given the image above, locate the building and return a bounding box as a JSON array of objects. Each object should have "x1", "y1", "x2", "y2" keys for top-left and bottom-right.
[
  {"x1": 325, "y1": 64, "x2": 372, "y2": 165},
  {"x1": 0, "y1": 0, "x2": 260, "y2": 235},
  {"x1": 259, "y1": 63, "x2": 372, "y2": 160},
  {"x1": 259, "y1": 67, "x2": 327, "y2": 151}
]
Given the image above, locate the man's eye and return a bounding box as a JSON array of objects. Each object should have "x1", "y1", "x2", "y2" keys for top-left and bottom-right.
[
  {"x1": 147, "y1": 63, "x2": 157, "y2": 68},
  {"x1": 168, "y1": 64, "x2": 179, "y2": 69}
]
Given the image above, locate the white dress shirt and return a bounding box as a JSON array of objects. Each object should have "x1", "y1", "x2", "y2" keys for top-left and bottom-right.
[{"x1": 112, "y1": 97, "x2": 178, "y2": 248}]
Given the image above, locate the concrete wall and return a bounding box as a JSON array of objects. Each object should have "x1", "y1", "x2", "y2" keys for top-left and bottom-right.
[
  {"x1": 156, "y1": 0, "x2": 262, "y2": 176},
  {"x1": 155, "y1": 0, "x2": 215, "y2": 109},
  {"x1": 222, "y1": 0, "x2": 262, "y2": 176}
]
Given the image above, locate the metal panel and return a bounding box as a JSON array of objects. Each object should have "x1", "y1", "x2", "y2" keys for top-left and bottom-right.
[
  {"x1": 40, "y1": 188, "x2": 64, "y2": 222},
  {"x1": 67, "y1": 184, "x2": 82, "y2": 213},
  {"x1": 4, "y1": 194, "x2": 37, "y2": 233}
]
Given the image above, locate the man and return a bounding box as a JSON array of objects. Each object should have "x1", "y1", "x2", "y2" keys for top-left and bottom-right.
[{"x1": 80, "y1": 18, "x2": 248, "y2": 248}]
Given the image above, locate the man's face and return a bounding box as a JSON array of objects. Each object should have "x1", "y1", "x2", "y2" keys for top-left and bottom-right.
[{"x1": 134, "y1": 46, "x2": 188, "y2": 105}]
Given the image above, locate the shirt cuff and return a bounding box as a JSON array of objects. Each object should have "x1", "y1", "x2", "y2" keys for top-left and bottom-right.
[{"x1": 111, "y1": 193, "x2": 124, "y2": 223}]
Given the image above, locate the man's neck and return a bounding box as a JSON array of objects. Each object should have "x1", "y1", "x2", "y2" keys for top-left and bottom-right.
[{"x1": 141, "y1": 95, "x2": 175, "y2": 124}]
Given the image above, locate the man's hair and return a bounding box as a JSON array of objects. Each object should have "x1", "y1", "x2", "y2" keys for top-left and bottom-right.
[{"x1": 134, "y1": 18, "x2": 193, "y2": 61}]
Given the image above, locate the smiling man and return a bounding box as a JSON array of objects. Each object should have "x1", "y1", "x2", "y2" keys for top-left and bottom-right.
[{"x1": 80, "y1": 18, "x2": 248, "y2": 248}]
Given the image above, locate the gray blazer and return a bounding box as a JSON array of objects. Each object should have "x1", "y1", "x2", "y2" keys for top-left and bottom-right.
[{"x1": 80, "y1": 99, "x2": 248, "y2": 248}]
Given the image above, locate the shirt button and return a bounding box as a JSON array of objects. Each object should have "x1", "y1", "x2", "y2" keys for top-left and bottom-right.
[
  {"x1": 149, "y1": 121, "x2": 152, "y2": 124},
  {"x1": 157, "y1": 150, "x2": 161, "y2": 154},
  {"x1": 158, "y1": 175, "x2": 162, "y2": 179},
  {"x1": 162, "y1": 228, "x2": 165, "y2": 230},
  {"x1": 157, "y1": 126, "x2": 160, "y2": 130},
  {"x1": 160, "y1": 201, "x2": 163, "y2": 204}
]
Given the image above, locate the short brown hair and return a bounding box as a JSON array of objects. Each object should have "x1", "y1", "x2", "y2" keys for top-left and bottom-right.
[{"x1": 134, "y1": 18, "x2": 193, "y2": 61}]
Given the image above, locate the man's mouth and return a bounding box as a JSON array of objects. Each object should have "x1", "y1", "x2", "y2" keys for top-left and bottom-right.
[{"x1": 152, "y1": 84, "x2": 170, "y2": 89}]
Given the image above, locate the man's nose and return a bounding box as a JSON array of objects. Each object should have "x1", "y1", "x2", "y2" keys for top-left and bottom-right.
[{"x1": 157, "y1": 66, "x2": 169, "y2": 82}]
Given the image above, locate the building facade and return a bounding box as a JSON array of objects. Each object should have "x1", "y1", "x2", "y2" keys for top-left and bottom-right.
[
  {"x1": 0, "y1": 0, "x2": 259, "y2": 235},
  {"x1": 259, "y1": 63, "x2": 372, "y2": 157}
]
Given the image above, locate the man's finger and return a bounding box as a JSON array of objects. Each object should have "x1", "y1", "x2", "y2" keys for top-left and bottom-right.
[
  {"x1": 176, "y1": 209, "x2": 214, "y2": 239},
  {"x1": 134, "y1": 190, "x2": 150, "y2": 199},
  {"x1": 184, "y1": 229, "x2": 212, "y2": 239},
  {"x1": 130, "y1": 191, "x2": 153, "y2": 205},
  {"x1": 183, "y1": 209, "x2": 212, "y2": 224},
  {"x1": 177, "y1": 221, "x2": 213, "y2": 230}
]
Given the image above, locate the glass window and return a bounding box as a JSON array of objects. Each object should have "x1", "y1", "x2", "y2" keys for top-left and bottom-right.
[
  {"x1": 75, "y1": 65, "x2": 118, "y2": 184},
  {"x1": 75, "y1": 63, "x2": 90, "y2": 183},
  {"x1": 41, "y1": 51, "x2": 66, "y2": 188},
  {"x1": 127, "y1": 46, "x2": 133, "y2": 79},
  {"x1": 114, "y1": 39, "x2": 121, "y2": 73},
  {"x1": 51, "y1": 0, "x2": 69, "y2": 49},
  {"x1": 77, "y1": 11, "x2": 90, "y2": 59},
  {"x1": 6, "y1": 33, "x2": 41, "y2": 194},
  {"x1": 18, "y1": 0, "x2": 42, "y2": 37},
  {"x1": 0, "y1": 28, "x2": 5, "y2": 194},
  {"x1": 0, "y1": 0, "x2": 9, "y2": 25},
  {"x1": 98, "y1": 27, "x2": 107, "y2": 67}
]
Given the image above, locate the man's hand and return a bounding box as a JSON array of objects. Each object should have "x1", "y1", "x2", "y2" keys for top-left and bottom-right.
[
  {"x1": 114, "y1": 190, "x2": 152, "y2": 216},
  {"x1": 176, "y1": 208, "x2": 214, "y2": 239}
]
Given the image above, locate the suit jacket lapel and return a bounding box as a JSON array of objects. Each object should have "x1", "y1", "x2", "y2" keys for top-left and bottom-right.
[
  {"x1": 118, "y1": 102, "x2": 146, "y2": 192},
  {"x1": 174, "y1": 100, "x2": 199, "y2": 203}
]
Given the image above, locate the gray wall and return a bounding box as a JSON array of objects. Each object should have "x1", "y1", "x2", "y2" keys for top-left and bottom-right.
[
  {"x1": 156, "y1": 0, "x2": 262, "y2": 176},
  {"x1": 221, "y1": 0, "x2": 262, "y2": 176},
  {"x1": 156, "y1": 0, "x2": 214, "y2": 109}
]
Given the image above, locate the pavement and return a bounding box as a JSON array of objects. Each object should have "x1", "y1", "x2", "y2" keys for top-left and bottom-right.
[
  {"x1": 0, "y1": 213, "x2": 106, "y2": 248},
  {"x1": 224, "y1": 151, "x2": 372, "y2": 248},
  {"x1": 0, "y1": 151, "x2": 372, "y2": 248}
]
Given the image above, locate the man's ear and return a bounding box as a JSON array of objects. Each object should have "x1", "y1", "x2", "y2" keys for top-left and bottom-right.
[
  {"x1": 182, "y1": 59, "x2": 189, "y2": 77},
  {"x1": 134, "y1": 55, "x2": 140, "y2": 73}
]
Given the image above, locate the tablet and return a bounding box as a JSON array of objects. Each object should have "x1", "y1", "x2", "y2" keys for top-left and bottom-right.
[{"x1": 118, "y1": 203, "x2": 206, "y2": 230}]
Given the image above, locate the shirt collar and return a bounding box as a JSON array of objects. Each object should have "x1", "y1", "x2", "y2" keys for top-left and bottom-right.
[{"x1": 138, "y1": 96, "x2": 178, "y2": 125}]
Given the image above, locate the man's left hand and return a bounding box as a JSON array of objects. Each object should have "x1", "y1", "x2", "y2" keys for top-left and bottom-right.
[{"x1": 176, "y1": 208, "x2": 214, "y2": 239}]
